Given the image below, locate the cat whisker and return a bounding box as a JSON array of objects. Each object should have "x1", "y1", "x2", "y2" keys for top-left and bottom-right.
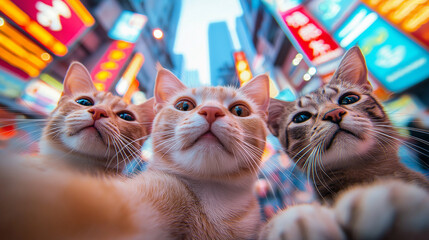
[
  {"x1": 109, "y1": 131, "x2": 144, "y2": 163},
  {"x1": 232, "y1": 139, "x2": 278, "y2": 197}
]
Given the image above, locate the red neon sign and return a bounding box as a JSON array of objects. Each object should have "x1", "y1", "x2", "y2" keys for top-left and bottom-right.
[
  {"x1": 280, "y1": 6, "x2": 343, "y2": 65},
  {"x1": 1, "y1": 0, "x2": 94, "y2": 56},
  {"x1": 11, "y1": 0, "x2": 91, "y2": 46},
  {"x1": 90, "y1": 40, "x2": 135, "y2": 92}
]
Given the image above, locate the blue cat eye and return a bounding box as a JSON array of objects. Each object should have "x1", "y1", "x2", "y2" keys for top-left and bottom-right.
[
  {"x1": 292, "y1": 112, "x2": 312, "y2": 123},
  {"x1": 76, "y1": 98, "x2": 93, "y2": 106},
  {"x1": 117, "y1": 112, "x2": 135, "y2": 121},
  {"x1": 230, "y1": 104, "x2": 250, "y2": 117},
  {"x1": 339, "y1": 94, "x2": 360, "y2": 105},
  {"x1": 175, "y1": 100, "x2": 195, "y2": 111}
]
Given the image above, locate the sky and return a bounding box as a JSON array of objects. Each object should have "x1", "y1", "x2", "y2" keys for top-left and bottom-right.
[{"x1": 173, "y1": 0, "x2": 243, "y2": 85}]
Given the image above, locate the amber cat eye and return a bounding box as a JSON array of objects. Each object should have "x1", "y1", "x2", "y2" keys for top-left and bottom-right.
[
  {"x1": 76, "y1": 98, "x2": 93, "y2": 106},
  {"x1": 175, "y1": 99, "x2": 195, "y2": 111},
  {"x1": 339, "y1": 94, "x2": 360, "y2": 105},
  {"x1": 230, "y1": 104, "x2": 250, "y2": 117}
]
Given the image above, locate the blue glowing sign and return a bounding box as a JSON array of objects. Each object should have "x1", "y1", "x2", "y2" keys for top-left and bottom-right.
[
  {"x1": 108, "y1": 11, "x2": 147, "y2": 43},
  {"x1": 334, "y1": 4, "x2": 429, "y2": 93},
  {"x1": 306, "y1": 0, "x2": 357, "y2": 31}
]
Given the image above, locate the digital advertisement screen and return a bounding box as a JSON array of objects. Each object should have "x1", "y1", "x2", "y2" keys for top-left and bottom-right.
[{"x1": 334, "y1": 4, "x2": 429, "y2": 93}]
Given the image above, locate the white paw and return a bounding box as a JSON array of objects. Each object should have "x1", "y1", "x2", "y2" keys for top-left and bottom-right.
[
  {"x1": 334, "y1": 180, "x2": 429, "y2": 240},
  {"x1": 259, "y1": 204, "x2": 345, "y2": 240}
]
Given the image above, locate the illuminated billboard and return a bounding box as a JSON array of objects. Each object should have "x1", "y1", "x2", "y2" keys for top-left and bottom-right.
[
  {"x1": 362, "y1": 0, "x2": 429, "y2": 49},
  {"x1": 280, "y1": 6, "x2": 343, "y2": 65},
  {"x1": 306, "y1": 0, "x2": 358, "y2": 31},
  {"x1": 90, "y1": 40, "x2": 135, "y2": 92},
  {"x1": 0, "y1": 0, "x2": 95, "y2": 56},
  {"x1": 0, "y1": 17, "x2": 52, "y2": 79},
  {"x1": 108, "y1": 11, "x2": 147, "y2": 43},
  {"x1": 334, "y1": 4, "x2": 429, "y2": 92}
]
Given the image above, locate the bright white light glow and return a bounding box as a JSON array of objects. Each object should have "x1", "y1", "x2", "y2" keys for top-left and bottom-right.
[
  {"x1": 340, "y1": 12, "x2": 378, "y2": 47},
  {"x1": 303, "y1": 73, "x2": 311, "y2": 81},
  {"x1": 153, "y1": 28, "x2": 164, "y2": 39},
  {"x1": 308, "y1": 67, "x2": 316, "y2": 75}
]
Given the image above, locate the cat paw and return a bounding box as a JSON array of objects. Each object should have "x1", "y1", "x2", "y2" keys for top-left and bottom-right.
[
  {"x1": 334, "y1": 180, "x2": 429, "y2": 240},
  {"x1": 259, "y1": 203, "x2": 345, "y2": 240}
]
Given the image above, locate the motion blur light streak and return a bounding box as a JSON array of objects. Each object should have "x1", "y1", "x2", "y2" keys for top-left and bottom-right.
[
  {"x1": 65, "y1": 0, "x2": 95, "y2": 26},
  {"x1": 116, "y1": 53, "x2": 144, "y2": 96},
  {"x1": 0, "y1": 0, "x2": 68, "y2": 56},
  {"x1": 0, "y1": 17, "x2": 52, "y2": 78}
]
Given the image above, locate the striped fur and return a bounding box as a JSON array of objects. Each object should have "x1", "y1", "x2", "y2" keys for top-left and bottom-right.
[
  {"x1": 268, "y1": 47, "x2": 429, "y2": 200},
  {"x1": 39, "y1": 62, "x2": 154, "y2": 174},
  {"x1": 147, "y1": 69, "x2": 270, "y2": 239},
  {"x1": 0, "y1": 69, "x2": 270, "y2": 239},
  {"x1": 262, "y1": 47, "x2": 429, "y2": 240}
]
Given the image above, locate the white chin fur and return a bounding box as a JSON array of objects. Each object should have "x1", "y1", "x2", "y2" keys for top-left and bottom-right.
[
  {"x1": 61, "y1": 130, "x2": 109, "y2": 158},
  {"x1": 172, "y1": 142, "x2": 238, "y2": 176},
  {"x1": 321, "y1": 133, "x2": 374, "y2": 168}
]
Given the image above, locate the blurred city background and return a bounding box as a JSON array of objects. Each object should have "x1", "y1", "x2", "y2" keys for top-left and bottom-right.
[{"x1": 0, "y1": 0, "x2": 429, "y2": 216}]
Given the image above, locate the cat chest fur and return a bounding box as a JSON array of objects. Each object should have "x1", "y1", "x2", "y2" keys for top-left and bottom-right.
[{"x1": 135, "y1": 170, "x2": 261, "y2": 240}]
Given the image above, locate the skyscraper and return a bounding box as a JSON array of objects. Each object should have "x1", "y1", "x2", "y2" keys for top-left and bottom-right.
[{"x1": 208, "y1": 21, "x2": 238, "y2": 86}]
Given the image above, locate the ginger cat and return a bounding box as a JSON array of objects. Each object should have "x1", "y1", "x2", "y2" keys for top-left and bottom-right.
[
  {"x1": 39, "y1": 62, "x2": 154, "y2": 174},
  {"x1": 260, "y1": 47, "x2": 429, "y2": 239},
  {"x1": 0, "y1": 69, "x2": 270, "y2": 239}
]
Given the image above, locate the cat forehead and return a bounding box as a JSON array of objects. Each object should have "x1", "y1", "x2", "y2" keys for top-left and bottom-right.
[
  {"x1": 86, "y1": 92, "x2": 129, "y2": 109},
  {"x1": 296, "y1": 85, "x2": 344, "y2": 109},
  {"x1": 180, "y1": 86, "x2": 241, "y2": 102}
]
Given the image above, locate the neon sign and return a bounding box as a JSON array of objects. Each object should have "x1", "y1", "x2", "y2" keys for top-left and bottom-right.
[
  {"x1": 280, "y1": 6, "x2": 343, "y2": 65},
  {"x1": 0, "y1": 0, "x2": 95, "y2": 56},
  {"x1": 108, "y1": 11, "x2": 147, "y2": 43},
  {"x1": 0, "y1": 17, "x2": 52, "y2": 79},
  {"x1": 334, "y1": 4, "x2": 429, "y2": 92},
  {"x1": 362, "y1": 0, "x2": 429, "y2": 48},
  {"x1": 90, "y1": 40, "x2": 135, "y2": 92}
]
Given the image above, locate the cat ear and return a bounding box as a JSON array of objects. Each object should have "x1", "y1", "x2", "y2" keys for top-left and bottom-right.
[
  {"x1": 239, "y1": 74, "x2": 270, "y2": 120},
  {"x1": 268, "y1": 98, "x2": 291, "y2": 137},
  {"x1": 63, "y1": 62, "x2": 97, "y2": 96},
  {"x1": 331, "y1": 46, "x2": 372, "y2": 91},
  {"x1": 154, "y1": 68, "x2": 186, "y2": 113},
  {"x1": 136, "y1": 98, "x2": 155, "y2": 134}
]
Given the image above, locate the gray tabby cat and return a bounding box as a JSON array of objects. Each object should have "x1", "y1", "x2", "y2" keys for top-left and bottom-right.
[
  {"x1": 268, "y1": 46, "x2": 429, "y2": 200},
  {"x1": 261, "y1": 47, "x2": 429, "y2": 240}
]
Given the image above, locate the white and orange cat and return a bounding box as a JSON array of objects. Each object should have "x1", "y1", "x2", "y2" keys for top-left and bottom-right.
[
  {"x1": 260, "y1": 47, "x2": 429, "y2": 239},
  {"x1": 39, "y1": 62, "x2": 154, "y2": 174},
  {"x1": 0, "y1": 69, "x2": 270, "y2": 239}
]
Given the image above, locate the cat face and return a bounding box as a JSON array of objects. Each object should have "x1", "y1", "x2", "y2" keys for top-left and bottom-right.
[
  {"x1": 41, "y1": 62, "x2": 154, "y2": 167},
  {"x1": 268, "y1": 47, "x2": 398, "y2": 170},
  {"x1": 152, "y1": 69, "x2": 270, "y2": 179}
]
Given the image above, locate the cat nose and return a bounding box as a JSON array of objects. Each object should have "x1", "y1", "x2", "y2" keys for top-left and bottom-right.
[
  {"x1": 198, "y1": 106, "x2": 225, "y2": 124},
  {"x1": 323, "y1": 108, "x2": 346, "y2": 124},
  {"x1": 88, "y1": 108, "x2": 108, "y2": 121}
]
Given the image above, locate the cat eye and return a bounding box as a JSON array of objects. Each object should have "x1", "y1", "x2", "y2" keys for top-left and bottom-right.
[
  {"x1": 339, "y1": 94, "x2": 360, "y2": 105},
  {"x1": 230, "y1": 104, "x2": 250, "y2": 117},
  {"x1": 292, "y1": 112, "x2": 312, "y2": 123},
  {"x1": 175, "y1": 100, "x2": 195, "y2": 111},
  {"x1": 117, "y1": 112, "x2": 135, "y2": 121},
  {"x1": 76, "y1": 98, "x2": 93, "y2": 106}
]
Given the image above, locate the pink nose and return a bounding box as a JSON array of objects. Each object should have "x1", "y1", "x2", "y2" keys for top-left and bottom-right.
[
  {"x1": 88, "y1": 107, "x2": 108, "y2": 121},
  {"x1": 198, "y1": 106, "x2": 225, "y2": 124},
  {"x1": 323, "y1": 108, "x2": 346, "y2": 124}
]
